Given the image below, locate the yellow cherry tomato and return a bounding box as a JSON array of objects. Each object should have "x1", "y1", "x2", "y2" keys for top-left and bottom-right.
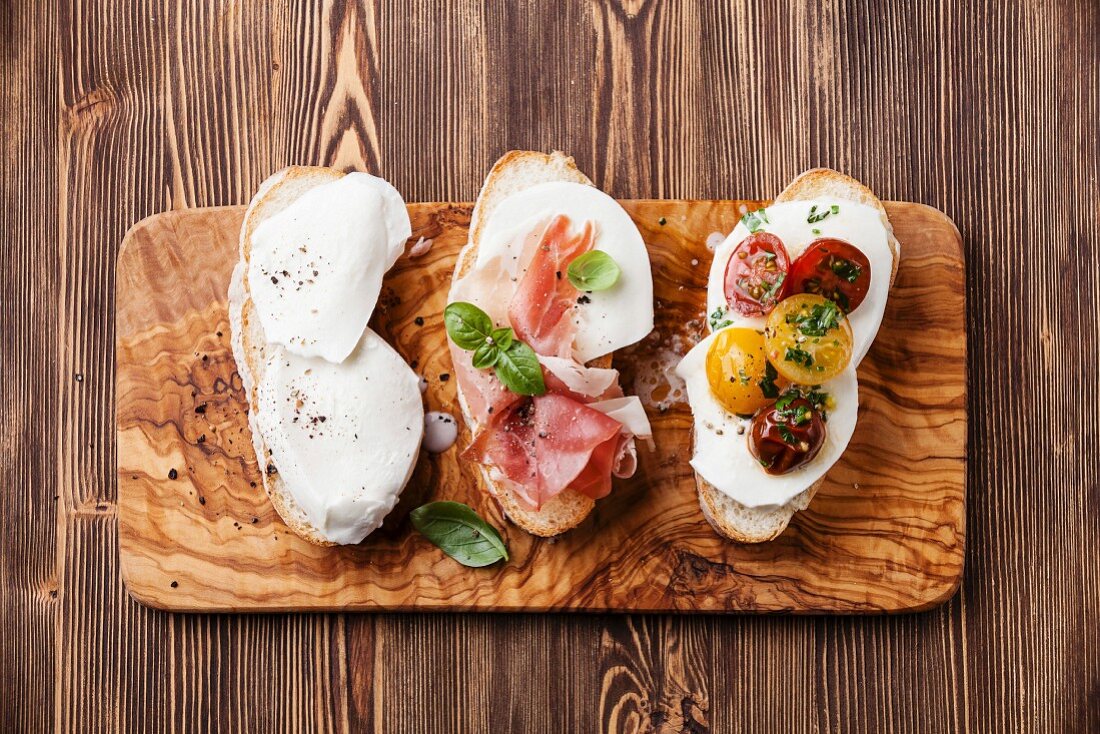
[
  {"x1": 764, "y1": 294, "x2": 853, "y2": 383},
  {"x1": 705, "y1": 327, "x2": 785, "y2": 415}
]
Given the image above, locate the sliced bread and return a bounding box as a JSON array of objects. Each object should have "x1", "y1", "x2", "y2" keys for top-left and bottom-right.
[
  {"x1": 696, "y1": 167, "x2": 900, "y2": 543},
  {"x1": 451, "y1": 151, "x2": 606, "y2": 538}
]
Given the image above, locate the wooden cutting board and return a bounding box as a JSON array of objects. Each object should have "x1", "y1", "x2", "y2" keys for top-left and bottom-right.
[{"x1": 116, "y1": 200, "x2": 966, "y2": 614}]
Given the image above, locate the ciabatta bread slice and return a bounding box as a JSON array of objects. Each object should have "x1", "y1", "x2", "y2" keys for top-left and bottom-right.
[
  {"x1": 451, "y1": 151, "x2": 610, "y2": 538},
  {"x1": 696, "y1": 168, "x2": 901, "y2": 543}
]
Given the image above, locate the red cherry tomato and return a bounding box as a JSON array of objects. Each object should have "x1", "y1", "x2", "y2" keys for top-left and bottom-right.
[
  {"x1": 723, "y1": 233, "x2": 791, "y2": 316},
  {"x1": 788, "y1": 238, "x2": 872, "y2": 313}
]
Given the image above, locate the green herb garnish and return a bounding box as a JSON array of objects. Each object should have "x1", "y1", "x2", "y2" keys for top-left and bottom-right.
[
  {"x1": 786, "y1": 300, "x2": 843, "y2": 337},
  {"x1": 775, "y1": 392, "x2": 798, "y2": 411},
  {"x1": 829, "y1": 256, "x2": 862, "y2": 283},
  {"x1": 807, "y1": 203, "x2": 839, "y2": 224},
  {"x1": 567, "y1": 250, "x2": 621, "y2": 291},
  {"x1": 444, "y1": 302, "x2": 546, "y2": 396},
  {"x1": 709, "y1": 306, "x2": 732, "y2": 331},
  {"x1": 806, "y1": 389, "x2": 829, "y2": 412},
  {"x1": 410, "y1": 501, "x2": 509, "y2": 567},
  {"x1": 774, "y1": 390, "x2": 811, "y2": 426},
  {"x1": 760, "y1": 273, "x2": 787, "y2": 302},
  {"x1": 741, "y1": 208, "x2": 769, "y2": 233},
  {"x1": 777, "y1": 425, "x2": 797, "y2": 445},
  {"x1": 757, "y1": 361, "x2": 780, "y2": 398},
  {"x1": 785, "y1": 347, "x2": 814, "y2": 367}
]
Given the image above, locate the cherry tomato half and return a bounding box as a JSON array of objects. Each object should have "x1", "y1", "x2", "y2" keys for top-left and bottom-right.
[
  {"x1": 764, "y1": 294, "x2": 854, "y2": 384},
  {"x1": 787, "y1": 238, "x2": 871, "y2": 313},
  {"x1": 723, "y1": 233, "x2": 791, "y2": 317},
  {"x1": 704, "y1": 327, "x2": 787, "y2": 415},
  {"x1": 748, "y1": 395, "x2": 827, "y2": 475}
]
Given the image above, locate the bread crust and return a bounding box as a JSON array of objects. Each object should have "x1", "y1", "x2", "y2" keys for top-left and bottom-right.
[
  {"x1": 450, "y1": 151, "x2": 604, "y2": 538},
  {"x1": 695, "y1": 167, "x2": 900, "y2": 543}
]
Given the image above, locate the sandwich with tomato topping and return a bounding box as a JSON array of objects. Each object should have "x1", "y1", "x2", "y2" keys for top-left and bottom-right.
[
  {"x1": 445, "y1": 151, "x2": 655, "y2": 537},
  {"x1": 676, "y1": 169, "x2": 899, "y2": 542}
]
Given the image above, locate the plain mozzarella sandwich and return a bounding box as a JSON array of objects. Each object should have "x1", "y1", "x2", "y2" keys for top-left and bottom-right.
[{"x1": 231, "y1": 167, "x2": 423, "y2": 546}]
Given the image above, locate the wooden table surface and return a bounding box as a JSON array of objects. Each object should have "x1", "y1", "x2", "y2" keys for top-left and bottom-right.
[{"x1": 2, "y1": 1, "x2": 1097, "y2": 731}]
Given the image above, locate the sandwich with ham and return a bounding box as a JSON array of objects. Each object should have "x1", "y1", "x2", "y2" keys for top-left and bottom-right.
[{"x1": 445, "y1": 151, "x2": 655, "y2": 537}]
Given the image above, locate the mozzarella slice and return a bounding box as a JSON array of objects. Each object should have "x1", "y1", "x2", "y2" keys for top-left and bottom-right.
[
  {"x1": 676, "y1": 328, "x2": 858, "y2": 508},
  {"x1": 706, "y1": 199, "x2": 893, "y2": 365},
  {"x1": 475, "y1": 182, "x2": 654, "y2": 363},
  {"x1": 253, "y1": 328, "x2": 424, "y2": 544},
  {"x1": 249, "y1": 174, "x2": 411, "y2": 363}
]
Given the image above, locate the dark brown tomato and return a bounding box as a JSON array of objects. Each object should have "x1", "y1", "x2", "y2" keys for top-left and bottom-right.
[
  {"x1": 748, "y1": 396, "x2": 826, "y2": 475},
  {"x1": 723, "y1": 232, "x2": 791, "y2": 316},
  {"x1": 788, "y1": 238, "x2": 871, "y2": 313}
]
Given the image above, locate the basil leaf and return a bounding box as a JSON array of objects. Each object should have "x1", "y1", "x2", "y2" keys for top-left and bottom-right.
[
  {"x1": 490, "y1": 327, "x2": 514, "y2": 351},
  {"x1": 472, "y1": 342, "x2": 500, "y2": 369},
  {"x1": 410, "y1": 501, "x2": 509, "y2": 567},
  {"x1": 444, "y1": 302, "x2": 493, "y2": 350},
  {"x1": 494, "y1": 340, "x2": 546, "y2": 396},
  {"x1": 567, "y1": 250, "x2": 621, "y2": 292}
]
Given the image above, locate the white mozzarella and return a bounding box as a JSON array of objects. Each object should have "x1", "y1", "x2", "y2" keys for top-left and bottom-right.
[
  {"x1": 676, "y1": 328, "x2": 858, "y2": 508},
  {"x1": 705, "y1": 199, "x2": 893, "y2": 365},
  {"x1": 249, "y1": 174, "x2": 411, "y2": 363},
  {"x1": 253, "y1": 328, "x2": 424, "y2": 545},
  {"x1": 474, "y1": 181, "x2": 654, "y2": 363}
]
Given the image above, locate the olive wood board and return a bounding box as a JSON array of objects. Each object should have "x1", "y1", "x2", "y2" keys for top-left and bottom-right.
[{"x1": 116, "y1": 200, "x2": 966, "y2": 614}]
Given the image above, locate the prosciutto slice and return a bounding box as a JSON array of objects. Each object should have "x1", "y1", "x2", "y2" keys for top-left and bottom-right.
[
  {"x1": 462, "y1": 393, "x2": 623, "y2": 509},
  {"x1": 508, "y1": 215, "x2": 594, "y2": 358}
]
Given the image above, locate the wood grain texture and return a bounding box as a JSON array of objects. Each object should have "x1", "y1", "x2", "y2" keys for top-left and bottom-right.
[
  {"x1": 3, "y1": 0, "x2": 1098, "y2": 731},
  {"x1": 115, "y1": 199, "x2": 965, "y2": 614}
]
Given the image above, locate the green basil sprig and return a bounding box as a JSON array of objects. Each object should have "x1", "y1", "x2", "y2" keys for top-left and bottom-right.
[
  {"x1": 567, "y1": 250, "x2": 621, "y2": 292},
  {"x1": 410, "y1": 501, "x2": 509, "y2": 567},
  {"x1": 444, "y1": 302, "x2": 546, "y2": 396}
]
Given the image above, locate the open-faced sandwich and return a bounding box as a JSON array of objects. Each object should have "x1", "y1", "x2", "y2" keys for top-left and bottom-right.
[
  {"x1": 446, "y1": 151, "x2": 655, "y2": 537},
  {"x1": 676, "y1": 168, "x2": 900, "y2": 543},
  {"x1": 229, "y1": 166, "x2": 423, "y2": 546}
]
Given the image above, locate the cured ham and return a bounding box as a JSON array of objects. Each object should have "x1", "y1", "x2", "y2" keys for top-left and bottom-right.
[
  {"x1": 451, "y1": 213, "x2": 652, "y2": 510},
  {"x1": 508, "y1": 215, "x2": 594, "y2": 358},
  {"x1": 450, "y1": 342, "x2": 523, "y2": 424},
  {"x1": 462, "y1": 394, "x2": 623, "y2": 509}
]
